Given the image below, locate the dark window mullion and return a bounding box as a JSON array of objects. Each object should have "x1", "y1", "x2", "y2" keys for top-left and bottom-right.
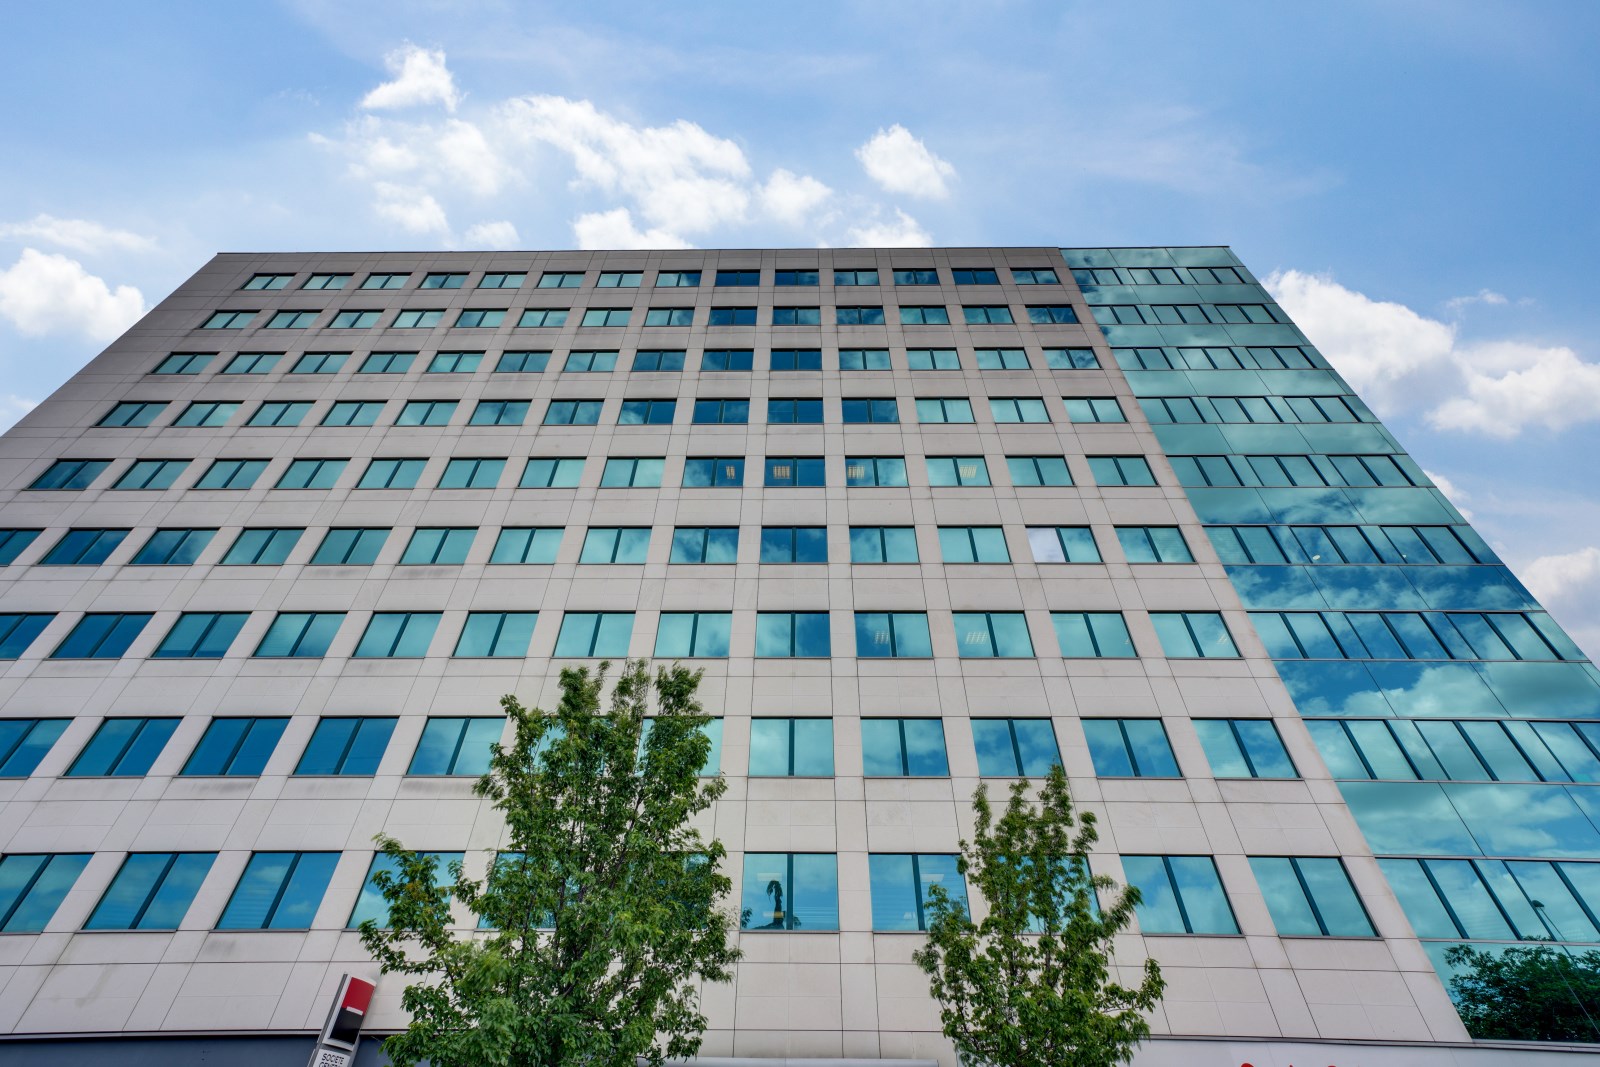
[
  {"x1": 260, "y1": 852, "x2": 301, "y2": 927},
  {"x1": 1162, "y1": 856, "x2": 1194, "y2": 934},
  {"x1": 1228, "y1": 720, "x2": 1260, "y2": 778},
  {"x1": 444, "y1": 720, "x2": 470, "y2": 775},
  {"x1": 1287, "y1": 857, "x2": 1331, "y2": 936},
  {"x1": 130, "y1": 853, "x2": 180, "y2": 928},
  {"x1": 0, "y1": 858, "x2": 50, "y2": 928},
  {"x1": 911, "y1": 854, "x2": 927, "y2": 932},
  {"x1": 1417, "y1": 860, "x2": 1470, "y2": 939}
]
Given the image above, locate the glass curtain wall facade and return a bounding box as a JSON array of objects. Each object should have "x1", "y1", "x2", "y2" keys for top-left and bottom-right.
[{"x1": 0, "y1": 247, "x2": 1592, "y2": 1065}]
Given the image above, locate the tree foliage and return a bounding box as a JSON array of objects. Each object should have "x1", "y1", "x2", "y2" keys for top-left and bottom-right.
[
  {"x1": 358, "y1": 660, "x2": 741, "y2": 1067},
  {"x1": 1445, "y1": 943, "x2": 1600, "y2": 1042},
  {"x1": 913, "y1": 766, "x2": 1164, "y2": 1067}
]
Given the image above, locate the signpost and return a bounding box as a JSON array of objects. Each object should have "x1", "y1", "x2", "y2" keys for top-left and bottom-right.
[{"x1": 307, "y1": 974, "x2": 376, "y2": 1067}]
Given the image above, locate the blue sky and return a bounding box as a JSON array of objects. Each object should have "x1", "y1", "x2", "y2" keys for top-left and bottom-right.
[{"x1": 1, "y1": 0, "x2": 1597, "y2": 652}]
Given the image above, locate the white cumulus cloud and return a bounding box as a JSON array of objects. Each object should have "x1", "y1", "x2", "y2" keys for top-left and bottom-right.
[
  {"x1": 856, "y1": 124, "x2": 956, "y2": 199},
  {"x1": 501, "y1": 96, "x2": 751, "y2": 237},
  {"x1": 0, "y1": 215, "x2": 155, "y2": 255},
  {"x1": 1422, "y1": 470, "x2": 1473, "y2": 521},
  {"x1": 373, "y1": 182, "x2": 448, "y2": 233},
  {"x1": 0, "y1": 249, "x2": 145, "y2": 341},
  {"x1": 361, "y1": 45, "x2": 460, "y2": 112},
  {"x1": 1265, "y1": 270, "x2": 1600, "y2": 439},
  {"x1": 760, "y1": 169, "x2": 832, "y2": 227},
  {"x1": 463, "y1": 220, "x2": 520, "y2": 249},
  {"x1": 1446, "y1": 288, "x2": 1509, "y2": 312},
  {"x1": 845, "y1": 209, "x2": 931, "y2": 248},
  {"x1": 324, "y1": 55, "x2": 923, "y2": 249},
  {"x1": 573, "y1": 209, "x2": 691, "y2": 250},
  {"x1": 1521, "y1": 546, "x2": 1600, "y2": 659}
]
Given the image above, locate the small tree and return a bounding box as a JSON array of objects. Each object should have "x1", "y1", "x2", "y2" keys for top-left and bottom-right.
[
  {"x1": 1445, "y1": 943, "x2": 1600, "y2": 1042},
  {"x1": 913, "y1": 765, "x2": 1164, "y2": 1067},
  {"x1": 359, "y1": 660, "x2": 741, "y2": 1067}
]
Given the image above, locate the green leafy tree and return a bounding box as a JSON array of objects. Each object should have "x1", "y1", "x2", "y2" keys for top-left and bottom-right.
[
  {"x1": 1445, "y1": 943, "x2": 1600, "y2": 1042},
  {"x1": 358, "y1": 660, "x2": 741, "y2": 1067},
  {"x1": 913, "y1": 765, "x2": 1165, "y2": 1067}
]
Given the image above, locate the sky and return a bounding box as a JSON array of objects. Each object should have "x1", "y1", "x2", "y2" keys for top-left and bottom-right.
[{"x1": 0, "y1": 0, "x2": 1597, "y2": 654}]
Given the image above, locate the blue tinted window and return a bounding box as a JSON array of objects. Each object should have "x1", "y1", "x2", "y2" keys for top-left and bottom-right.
[
  {"x1": 844, "y1": 456, "x2": 907, "y2": 487},
  {"x1": 154, "y1": 353, "x2": 213, "y2": 374},
  {"x1": 861, "y1": 719, "x2": 948, "y2": 777},
  {"x1": 715, "y1": 270, "x2": 759, "y2": 287},
  {"x1": 841, "y1": 398, "x2": 898, "y2": 424},
  {"x1": 41, "y1": 528, "x2": 128, "y2": 565},
  {"x1": 599, "y1": 457, "x2": 664, "y2": 487},
  {"x1": 454, "y1": 613, "x2": 538, "y2": 657},
  {"x1": 496, "y1": 350, "x2": 550, "y2": 372},
  {"x1": 701, "y1": 349, "x2": 753, "y2": 371},
  {"x1": 939, "y1": 527, "x2": 1010, "y2": 564},
  {"x1": 354, "y1": 612, "x2": 441, "y2": 657},
  {"x1": 311, "y1": 528, "x2": 388, "y2": 565},
  {"x1": 1028, "y1": 527, "x2": 1099, "y2": 563},
  {"x1": 217, "y1": 852, "x2": 340, "y2": 930},
  {"x1": 0, "y1": 853, "x2": 90, "y2": 932},
  {"x1": 654, "y1": 612, "x2": 732, "y2": 657},
  {"x1": 771, "y1": 348, "x2": 823, "y2": 370},
  {"x1": 631, "y1": 349, "x2": 685, "y2": 371},
  {"x1": 579, "y1": 527, "x2": 650, "y2": 564},
  {"x1": 840, "y1": 347, "x2": 892, "y2": 369},
  {"x1": 1195, "y1": 720, "x2": 1297, "y2": 779},
  {"x1": 438, "y1": 457, "x2": 505, "y2": 489},
  {"x1": 409, "y1": 718, "x2": 504, "y2": 775},
  {"x1": 693, "y1": 398, "x2": 748, "y2": 424},
  {"x1": 0, "y1": 614, "x2": 54, "y2": 658},
  {"x1": 99, "y1": 400, "x2": 168, "y2": 427},
  {"x1": 1051, "y1": 612, "x2": 1136, "y2": 658},
  {"x1": 85, "y1": 852, "x2": 217, "y2": 930},
  {"x1": 544, "y1": 400, "x2": 604, "y2": 425},
  {"x1": 521, "y1": 457, "x2": 584, "y2": 487},
  {"x1": 758, "y1": 526, "x2": 826, "y2": 563},
  {"x1": 953, "y1": 612, "x2": 1034, "y2": 658},
  {"x1": 357, "y1": 458, "x2": 425, "y2": 489},
  {"x1": 971, "y1": 719, "x2": 1061, "y2": 777},
  {"x1": 0, "y1": 528, "x2": 41, "y2": 564},
  {"x1": 153, "y1": 612, "x2": 248, "y2": 658},
  {"x1": 1087, "y1": 455, "x2": 1157, "y2": 487},
  {"x1": 181, "y1": 718, "x2": 288, "y2": 775},
  {"x1": 749, "y1": 719, "x2": 834, "y2": 776},
  {"x1": 1117, "y1": 526, "x2": 1192, "y2": 563},
  {"x1": 906, "y1": 348, "x2": 959, "y2": 370},
  {"x1": 1151, "y1": 612, "x2": 1239, "y2": 658},
  {"x1": 194, "y1": 458, "x2": 267, "y2": 490},
  {"x1": 51, "y1": 613, "x2": 152, "y2": 658},
  {"x1": 30, "y1": 459, "x2": 111, "y2": 490},
  {"x1": 253, "y1": 612, "x2": 344, "y2": 657},
  {"x1": 670, "y1": 527, "x2": 738, "y2": 564},
  {"x1": 618, "y1": 399, "x2": 675, "y2": 425},
  {"x1": 1120, "y1": 855, "x2": 1237, "y2": 934},
  {"x1": 1008, "y1": 455, "x2": 1072, "y2": 487},
  {"x1": 131, "y1": 528, "x2": 216, "y2": 565},
  {"x1": 639, "y1": 717, "x2": 722, "y2": 776},
  {"x1": 113, "y1": 458, "x2": 189, "y2": 490},
  {"x1": 849, "y1": 526, "x2": 918, "y2": 563},
  {"x1": 682, "y1": 457, "x2": 744, "y2": 488},
  {"x1": 294, "y1": 717, "x2": 396, "y2": 775},
  {"x1": 708, "y1": 307, "x2": 756, "y2": 325},
  {"x1": 489, "y1": 527, "x2": 563, "y2": 564},
  {"x1": 349, "y1": 851, "x2": 463, "y2": 928},
  {"x1": 400, "y1": 527, "x2": 475, "y2": 565},
  {"x1": 854, "y1": 612, "x2": 932, "y2": 657},
  {"x1": 869, "y1": 854, "x2": 967, "y2": 931},
  {"x1": 754, "y1": 613, "x2": 831, "y2": 657},
  {"x1": 0, "y1": 719, "x2": 68, "y2": 776},
  {"x1": 742, "y1": 853, "x2": 838, "y2": 931},
  {"x1": 67, "y1": 718, "x2": 178, "y2": 776},
  {"x1": 221, "y1": 528, "x2": 302, "y2": 565},
  {"x1": 1249, "y1": 856, "x2": 1372, "y2": 937},
  {"x1": 927, "y1": 456, "x2": 989, "y2": 487},
  {"x1": 764, "y1": 456, "x2": 825, "y2": 487},
  {"x1": 1082, "y1": 719, "x2": 1180, "y2": 777},
  {"x1": 554, "y1": 612, "x2": 634, "y2": 657}
]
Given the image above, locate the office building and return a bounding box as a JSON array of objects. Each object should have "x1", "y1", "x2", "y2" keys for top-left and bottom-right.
[{"x1": 0, "y1": 247, "x2": 1595, "y2": 1065}]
